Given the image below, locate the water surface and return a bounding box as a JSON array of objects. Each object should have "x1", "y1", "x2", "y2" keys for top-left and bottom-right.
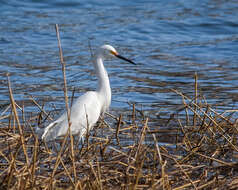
[{"x1": 0, "y1": 0, "x2": 238, "y2": 123}]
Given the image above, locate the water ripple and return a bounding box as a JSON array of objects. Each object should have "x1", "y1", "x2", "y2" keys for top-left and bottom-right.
[{"x1": 0, "y1": 0, "x2": 238, "y2": 120}]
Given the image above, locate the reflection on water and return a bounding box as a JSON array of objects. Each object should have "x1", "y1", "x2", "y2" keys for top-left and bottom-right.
[{"x1": 0, "y1": 0, "x2": 238, "y2": 123}]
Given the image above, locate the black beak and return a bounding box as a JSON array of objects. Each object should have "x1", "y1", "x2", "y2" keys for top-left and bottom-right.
[{"x1": 115, "y1": 54, "x2": 136, "y2": 65}]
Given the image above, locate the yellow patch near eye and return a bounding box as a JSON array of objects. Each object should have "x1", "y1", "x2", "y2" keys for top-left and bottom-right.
[{"x1": 110, "y1": 50, "x2": 118, "y2": 56}]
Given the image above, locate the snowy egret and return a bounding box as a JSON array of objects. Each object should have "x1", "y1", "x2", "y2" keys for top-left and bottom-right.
[{"x1": 42, "y1": 44, "x2": 136, "y2": 142}]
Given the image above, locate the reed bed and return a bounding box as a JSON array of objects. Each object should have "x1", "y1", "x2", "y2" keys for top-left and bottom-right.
[
  {"x1": 0, "y1": 25, "x2": 238, "y2": 189},
  {"x1": 1, "y1": 78, "x2": 238, "y2": 190}
]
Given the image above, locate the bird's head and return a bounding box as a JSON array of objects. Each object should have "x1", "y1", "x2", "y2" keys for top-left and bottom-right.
[{"x1": 99, "y1": 44, "x2": 136, "y2": 65}]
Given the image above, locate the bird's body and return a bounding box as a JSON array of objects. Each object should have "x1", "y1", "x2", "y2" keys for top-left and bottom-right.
[
  {"x1": 42, "y1": 44, "x2": 135, "y2": 142},
  {"x1": 42, "y1": 91, "x2": 103, "y2": 141}
]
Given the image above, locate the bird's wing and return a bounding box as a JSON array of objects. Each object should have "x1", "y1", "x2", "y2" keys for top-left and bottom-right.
[{"x1": 42, "y1": 91, "x2": 102, "y2": 141}]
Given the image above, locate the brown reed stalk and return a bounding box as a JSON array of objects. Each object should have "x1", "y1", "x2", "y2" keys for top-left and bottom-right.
[
  {"x1": 96, "y1": 159, "x2": 103, "y2": 190},
  {"x1": 89, "y1": 161, "x2": 101, "y2": 189},
  {"x1": 191, "y1": 150, "x2": 232, "y2": 166},
  {"x1": 21, "y1": 104, "x2": 25, "y2": 130},
  {"x1": 115, "y1": 114, "x2": 122, "y2": 146},
  {"x1": 161, "y1": 160, "x2": 170, "y2": 190},
  {"x1": 132, "y1": 103, "x2": 136, "y2": 124},
  {"x1": 76, "y1": 181, "x2": 83, "y2": 190},
  {"x1": 7, "y1": 141, "x2": 21, "y2": 189},
  {"x1": 37, "y1": 104, "x2": 44, "y2": 126},
  {"x1": 7, "y1": 74, "x2": 29, "y2": 165},
  {"x1": 49, "y1": 130, "x2": 72, "y2": 188},
  {"x1": 199, "y1": 104, "x2": 210, "y2": 131},
  {"x1": 146, "y1": 123, "x2": 163, "y2": 166},
  {"x1": 134, "y1": 118, "x2": 148, "y2": 160},
  {"x1": 47, "y1": 24, "x2": 76, "y2": 188},
  {"x1": 173, "y1": 180, "x2": 200, "y2": 190},
  {"x1": 178, "y1": 119, "x2": 192, "y2": 150},
  {"x1": 8, "y1": 108, "x2": 14, "y2": 132},
  {"x1": 59, "y1": 157, "x2": 75, "y2": 186},
  {"x1": 210, "y1": 107, "x2": 238, "y2": 130},
  {"x1": 133, "y1": 149, "x2": 146, "y2": 190},
  {"x1": 181, "y1": 95, "x2": 190, "y2": 126},
  {"x1": 196, "y1": 178, "x2": 217, "y2": 190},
  {"x1": 55, "y1": 23, "x2": 77, "y2": 181},
  {"x1": 19, "y1": 165, "x2": 29, "y2": 189},
  {"x1": 30, "y1": 134, "x2": 38, "y2": 188},
  {"x1": 150, "y1": 148, "x2": 157, "y2": 189},
  {"x1": 29, "y1": 95, "x2": 53, "y2": 121},
  {"x1": 105, "y1": 112, "x2": 126, "y2": 125},
  {"x1": 193, "y1": 72, "x2": 198, "y2": 127},
  {"x1": 70, "y1": 87, "x2": 76, "y2": 109}
]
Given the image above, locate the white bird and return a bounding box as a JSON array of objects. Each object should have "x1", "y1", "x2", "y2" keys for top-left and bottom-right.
[{"x1": 42, "y1": 44, "x2": 136, "y2": 142}]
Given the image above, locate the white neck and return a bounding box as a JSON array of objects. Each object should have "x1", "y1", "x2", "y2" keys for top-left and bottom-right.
[{"x1": 94, "y1": 56, "x2": 111, "y2": 113}]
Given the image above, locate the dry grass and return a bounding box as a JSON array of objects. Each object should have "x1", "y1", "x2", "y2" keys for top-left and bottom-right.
[
  {"x1": 0, "y1": 25, "x2": 238, "y2": 189},
  {"x1": 1, "y1": 79, "x2": 238, "y2": 190}
]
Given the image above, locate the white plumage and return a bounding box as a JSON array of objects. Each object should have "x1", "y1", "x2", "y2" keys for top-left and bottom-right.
[{"x1": 42, "y1": 44, "x2": 135, "y2": 142}]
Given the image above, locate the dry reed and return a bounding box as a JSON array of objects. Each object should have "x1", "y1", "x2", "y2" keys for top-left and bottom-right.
[{"x1": 0, "y1": 27, "x2": 238, "y2": 190}]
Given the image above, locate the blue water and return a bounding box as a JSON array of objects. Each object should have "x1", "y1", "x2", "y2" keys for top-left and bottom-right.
[{"x1": 0, "y1": 0, "x2": 238, "y2": 120}]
